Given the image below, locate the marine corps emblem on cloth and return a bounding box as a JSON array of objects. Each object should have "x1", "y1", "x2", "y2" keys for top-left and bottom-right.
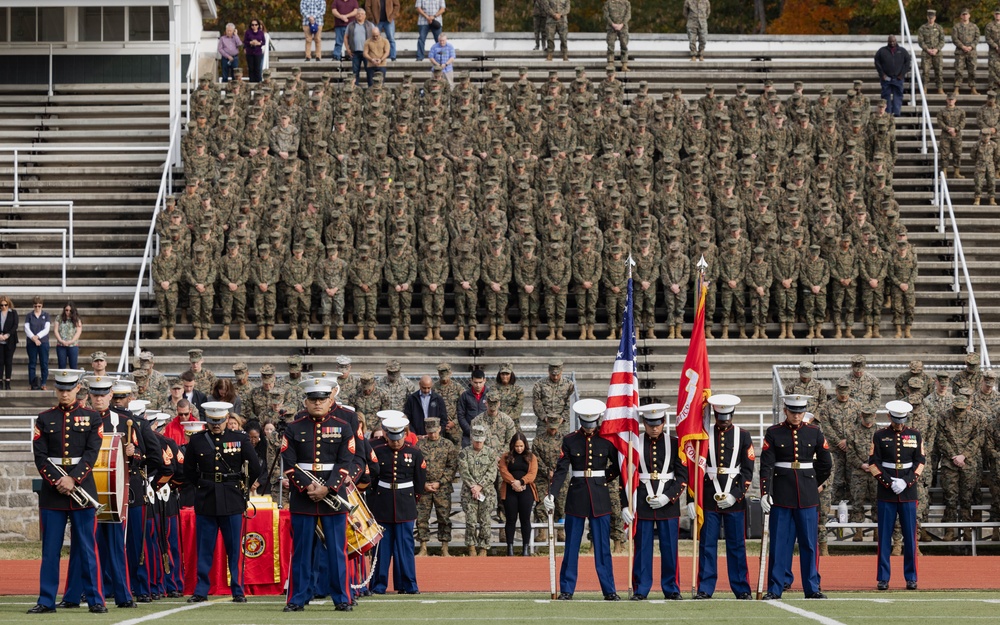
[{"x1": 242, "y1": 532, "x2": 266, "y2": 558}]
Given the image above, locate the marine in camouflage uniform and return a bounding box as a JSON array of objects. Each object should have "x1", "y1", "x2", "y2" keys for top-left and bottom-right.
[
  {"x1": 533, "y1": 0, "x2": 547, "y2": 50},
  {"x1": 419, "y1": 242, "x2": 448, "y2": 341},
  {"x1": 771, "y1": 235, "x2": 799, "y2": 339},
  {"x1": 952, "y1": 11, "x2": 981, "y2": 94},
  {"x1": 251, "y1": 243, "x2": 281, "y2": 340},
  {"x1": 844, "y1": 402, "x2": 879, "y2": 540},
  {"x1": 352, "y1": 372, "x2": 391, "y2": 435},
  {"x1": 683, "y1": 0, "x2": 710, "y2": 60},
  {"x1": 859, "y1": 237, "x2": 889, "y2": 338},
  {"x1": 280, "y1": 243, "x2": 313, "y2": 340},
  {"x1": 317, "y1": 245, "x2": 347, "y2": 340},
  {"x1": 476, "y1": 391, "x2": 518, "y2": 456},
  {"x1": 348, "y1": 245, "x2": 383, "y2": 341},
  {"x1": 152, "y1": 240, "x2": 181, "y2": 340},
  {"x1": 938, "y1": 93, "x2": 966, "y2": 177},
  {"x1": 786, "y1": 362, "x2": 828, "y2": 415},
  {"x1": 952, "y1": 351, "x2": 983, "y2": 396},
  {"x1": 185, "y1": 246, "x2": 216, "y2": 341},
  {"x1": 433, "y1": 363, "x2": 464, "y2": 446},
  {"x1": 217, "y1": 239, "x2": 250, "y2": 340},
  {"x1": 905, "y1": 379, "x2": 938, "y2": 535},
  {"x1": 937, "y1": 394, "x2": 986, "y2": 540},
  {"x1": 847, "y1": 354, "x2": 882, "y2": 410},
  {"x1": 495, "y1": 364, "x2": 525, "y2": 425},
  {"x1": 894, "y1": 361, "x2": 933, "y2": 400},
  {"x1": 572, "y1": 236, "x2": 602, "y2": 340},
  {"x1": 416, "y1": 418, "x2": 459, "y2": 552},
  {"x1": 482, "y1": 238, "x2": 512, "y2": 341},
  {"x1": 532, "y1": 415, "x2": 569, "y2": 539},
  {"x1": 745, "y1": 246, "x2": 772, "y2": 339},
  {"x1": 603, "y1": 0, "x2": 631, "y2": 67},
  {"x1": 543, "y1": 240, "x2": 571, "y2": 340},
  {"x1": 231, "y1": 362, "x2": 255, "y2": 415},
  {"x1": 889, "y1": 241, "x2": 918, "y2": 338},
  {"x1": 514, "y1": 238, "x2": 542, "y2": 340},
  {"x1": 660, "y1": 241, "x2": 689, "y2": 340},
  {"x1": 603, "y1": 245, "x2": 628, "y2": 340},
  {"x1": 378, "y1": 360, "x2": 417, "y2": 413},
  {"x1": 459, "y1": 424, "x2": 499, "y2": 554},
  {"x1": 384, "y1": 236, "x2": 417, "y2": 341},
  {"x1": 451, "y1": 227, "x2": 481, "y2": 341},
  {"x1": 717, "y1": 238, "x2": 746, "y2": 339},
  {"x1": 543, "y1": 0, "x2": 571, "y2": 62},
  {"x1": 632, "y1": 237, "x2": 659, "y2": 339},
  {"x1": 799, "y1": 245, "x2": 830, "y2": 339},
  {"x1": 186, "y1": 348, "x2": 217, "y2": 396},
  {"x1": 829, "y1": 234, "x2": 859, "y2": 338},
  {"x1": 532, "y1": 360, "x2": 575, "y2": 435},
  {"x1": 918, "y1": 10, "x2": 946, "y2": 93},
  {"x1": 246, "y1": 365, "x2": 278, "y2": 423}
]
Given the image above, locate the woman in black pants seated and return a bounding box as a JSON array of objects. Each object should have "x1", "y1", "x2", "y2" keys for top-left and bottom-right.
[{"x1": 499, "y1": 432, "x2": 538, "y2": 556}]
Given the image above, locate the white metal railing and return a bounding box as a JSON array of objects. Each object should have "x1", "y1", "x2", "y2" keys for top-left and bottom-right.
[
  {"x1": 117, "y1": 114, "x2": 181, "y2": 374},
  {"x1": 0, "y1": 200, "x2": 74, "y2": 259},
  {"x1": 899, "y1": 0, "x2": 989, "y2": 366},
  {"x1": 185, "y1": 38, "x2": 201, "y2": 123},
  {"x1": 0, "y1": 228, "x2": 66, "y2": 291}
]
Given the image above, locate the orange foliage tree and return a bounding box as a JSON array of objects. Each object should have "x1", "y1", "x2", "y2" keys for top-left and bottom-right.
[{"x1": 768, "y1": 0, "x2": 853, "y2": 35}]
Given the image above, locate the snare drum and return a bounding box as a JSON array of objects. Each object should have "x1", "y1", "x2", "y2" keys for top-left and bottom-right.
[
  {"x1": 343, "y1": 481, "x2": 383, "y2": 554},
  {"x1": 93, "y1": 433, "x2": 127, "y2": 523}
]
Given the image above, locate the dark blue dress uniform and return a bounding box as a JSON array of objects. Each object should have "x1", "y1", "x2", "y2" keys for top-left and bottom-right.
[
  {"x1": 182, "y1": 426, "x2": 259, "y2": 600},
  {"x1": 548, "y1": 428, "x2": 620, "y2": 598},
  {"x1": 120, "y1": 409, "x2": 162, "y2": 601},
  {"x1": 280, "y1": 404, "x2": 363, "y2": 610},
  {"x1": 622, "y1": 432, "x2": 687, "y2": 599},
  {"x1": 32, "y1": 399, "x2": 105, "y2": 612},
  {"x1": 759, "y1": 419, "x2": 832, "y2": 598},
  {"x1": 869, "y1": 424, "x2": 925, "y2": 587},
  {"x1": 697, "y1": 424, "x2": 755, "y2": 598},
  {"x1": 145, "y1": 426, "x2": 176, "y2": 599},
  {"x1": 369, "y1": 437, "x2": 427, "y2": 595},
  {"x1": 155, "y1": 434, "x2": 185, "y2": 597}
]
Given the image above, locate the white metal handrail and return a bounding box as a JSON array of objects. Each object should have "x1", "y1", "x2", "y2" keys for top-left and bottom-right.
[
  {"x1": 0, "y1": 228, "x2": 66, "y2": 290},
  {"x1": 898, "y1": 0, "x2": 989, "y2": 367},
  {"x1": 185, "y1": 38, "x2": 201, "y2": 123},
  {"x1": 0, "y1": 201, "x2": 74, "y2": 259},
  {"x1": 117, "y1": 114, "x2": 181, "y2": 374}
]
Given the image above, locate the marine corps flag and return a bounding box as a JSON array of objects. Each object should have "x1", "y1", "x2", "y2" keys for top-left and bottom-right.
[
  {"x1": 599, "y1": 256, "x2": 640, "y2": 534},
  {"x1": 675, "y1": 256, "x2": 712, "y2": 530}
]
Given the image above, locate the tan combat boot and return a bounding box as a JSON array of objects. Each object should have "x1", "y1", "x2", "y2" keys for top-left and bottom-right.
[
  {"x1": 562, "y1": 51, "x2": 568, "y2": 61},
  {"x1": 266, "y1": 326, "x2": 276, "y2": 340},
  {"x1": 529, "y1": 327, "x2": 538, "y2": 340},
  {"x1": 521, "y1": 327, "x2": 530, "y2": 340},
  {"x1": 322, "y1": 326, "x2": 331, "y2": 340},
  {"x1": 355, "y1": 327, "x2": 365, "y2": 340},
  {"x1": 548, "y1": 323, "x2": 557, "y2": 339},
  {"x1": 434, "y1": 327, "x2": 442, "y2": 340},
  {"x1": 456, "y1": 327, "x2": 465, "y2": 341},
  {"x1": 942, "y1": 528, "x2": 956, "y2": 542},
  {"x1": 972, "y1": 87, "x2": 981, "y2": 95},
  {"x1": 219, "y1": 325, "x2": 230, "y2": 340},
  {"x1": 778, "y1": 322, "x2": 787, "y2": 339},
  {"x1": 367, "y1": 327, "x2": 377, "y2": 340},
  {"x1": 555, "y1": 327, "x2": 566, "y2": 340},
  {"x1": 833, "y1": 324, "x2": 842, "y2": 339},
  {"x1": 239, "y1": 324, "x2": 249, "y2": 340},
  {"x1": 289, "y1": 327, "x2": 298, "y2": 340},
  {"x1": 872, "y1": 325, "x2": 881, "y2": 338},
  {"x1": 487, "y1": 325, "x2": 497, "y2": 341},
  {"x1": 954, "y1": 167, "x2": 964, "y2": 178},
  {"x1": 863, "y1": 325, "x2": 873, "y2": 338},
  {"x1": 468, "y1": 545, "x2": 477, "y2": 557},
  {"x1": 814, "y1": 325, "x2": 823, "y2": 339},
  {"x1": 845, "y1": 325, "x2": 854, "y2": 338},
  {"x1": 667, "y1": 325, "x2": 676, "y2": 339},
  {"x1": 974, "y1": 195, "x2": 981, "y2": 205},
  {"x1": 424, "y1": 326, "x2": 434, "y2": 341},
  {"x1": 257, "y1": 325, "x2": 267, "y2": 340},
  {"x1": 546, "y1": 52, "x2": 553, "y2": 61},
  {"x1": 904, "y1": 325, "x2": 912, "y2": 338},
  {"x1": 497, "y1": 325, "x2": 506, "y2": 341},
  {"x1": 536, "y1": 528, "x2": 548, "y2": 543},
  {"x1": 467, "y1": 325, "x2": 476, "y2": 340},
  {"x1": 895, "y1": 324, "x2": 903, "y2": 338},
  {"x1": 336, "y1": 327, "x2": 344, "y2": 340},
  {"x1": 721, "y1": 324, "x2": 730, "y2": 339},
  {"x1": 159, "y1": 327, "x2": 168, "y2": 340},
  {"x1": 675, "y1": 324, "x2": 683, "y2": 338},
  {"x1": 417, "y1": 542, "x2": 427, "y2": 557},
  {"x1": 403, "y1": 327, "x2": 411, "y2": 340},
  {"x1": 704, "y1": 324, "x2": 714, "y2": 339},
  {"x1": 607, "y1": 326, "x2": 617, "y2": 340},
  {"x1": 441, "y1": 542, "x2": 450, "y2": 557},
  {"x1": 621, "y1": 61, "x2": 628, "y2": 72},
  {"x1": 167, "y1": 328, "x2": 176, "y2": 340},
  {"x1": 738, "y1": 325, "x2": 748, "y2": 339},
  {"x1": 786, "y1": 322, "x2": 795, "y2": 339},
  {"x1": 302, "y1": 326, "x2": 311, "y2": 340},
  {"x1": 820, "y1": 544, "x2": 829, "y2": 556},
  {"x1": 805, "y1": 326, "x2": 814, "y2": 339},
  {"x1": 388, "y1": 327, "x2": 398, "y2": 340}
]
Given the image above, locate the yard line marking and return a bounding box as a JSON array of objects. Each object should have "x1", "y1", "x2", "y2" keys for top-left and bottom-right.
[
  {"x1": 766, "y1": 600, "x2": 847, "y2": 625},
  {"x1": 110, "y1": 598, "x2": 217, "y2": 625}
]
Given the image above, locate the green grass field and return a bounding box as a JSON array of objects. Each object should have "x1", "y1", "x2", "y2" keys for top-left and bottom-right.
[{"x1": 1, "y1": 592, "x2": 999, "y2": 625}]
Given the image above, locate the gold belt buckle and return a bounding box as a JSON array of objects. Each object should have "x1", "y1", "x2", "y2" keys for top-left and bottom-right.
[
  {"x1": 790, "y1": 461, "x2": 801, "y2": 469},
  {"x1": 313, "y1": 463, "x2": 324, "y2": 471},
  {"x1": 214, "y1": 473, "x2": 223, "y2": 483},
  {"x1": 584, "y1": 469, "x2": 593, "y2": 478},
  {"x1": 714, "y1": 493, "x2": 727, "y2": 502},
  {"x1": 896, "y1": 463, "x2": 904, "y2": 469},
  {"x1": 62, "y1": 458, "x2": 73, "y2": 466},
  {"x1": 650, "y1": 472, "x2": 660, "y2": 481},
  {"x1": 391, "y1": 483, "x2": 399, "y2": 490}
]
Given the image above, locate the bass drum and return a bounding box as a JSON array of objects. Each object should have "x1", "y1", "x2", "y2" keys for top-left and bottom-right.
[
  {"x1": 344, "y1": 480, "x2": 383, "y2": 554},
  {"x1": 93, "y1": 433, "x2": 127, "y2": 523}
]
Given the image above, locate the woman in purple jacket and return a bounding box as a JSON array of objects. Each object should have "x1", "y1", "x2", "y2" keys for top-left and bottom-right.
[{"x1": 243, "y1": 18, "x2": 266, "y2": 82}]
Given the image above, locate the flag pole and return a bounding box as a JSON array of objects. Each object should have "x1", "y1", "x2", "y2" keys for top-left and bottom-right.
[
  {"x1": 691, "y1": 439, "x2": 700, "y2": 599},
  {"x1": 626, "y1": 254, "x2": 636, "y2": 599}
]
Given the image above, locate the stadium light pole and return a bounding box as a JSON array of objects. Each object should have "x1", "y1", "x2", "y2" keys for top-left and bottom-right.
[{"x1": 481, "y1": 0, "x2": 494, "y2": 33}]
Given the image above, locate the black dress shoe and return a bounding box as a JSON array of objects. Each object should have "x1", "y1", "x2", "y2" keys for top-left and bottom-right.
[
  {"x1": 806, "y1": 592, "x2": 827, "y2": 599},
  {"x1": 604, "y1": 593, "x2": 621, "y2": 601},
  {"x1": 283, "y1": 603, "x2": 303, "y2": 612},
  {"x1": 629, "y1": 594, "x2": 646, "y2": 601},
  {"x1": 877, "y1": 581, "x2": 889, "y2": 591},
  {"x1": 151, "y1": 593, "x2": 162, "y2": 600},
  {"x1": 736, "y1": 592, "x2": 753, "y2": 600},
  {"x1": 55, "y1": 601, "x2": 79, "y2": 609},
  {"x1": 557, "y1": 592, "x2": 573, "y2": 600},
  {"x1": 335, "y1": 603, "x2": 353, "y2": 612},
  {"x1": 166, "y1": 591, "x2": 183, "y2": 598},
  {"x1": 693, "y1": 591, "x2": 711, "y2": 600},
  {"x1": 187, "y1": 595, "x2": 207, "y2": 603},
  {"x1": 135, "y1": 595, "x2": 152, "y2": 603},
  {"x1": 232, "y1": 596, "x2": 247, "y2": 603},
  {"x1": 762, "y1": 592, "x2": 780, "y2": 600},
  {"x1": 664, "y1": 592, "x2": 684, "y2": 600},
  {"x1": 89, "y1": 605, "x2": 108, "y2": 614},
  {"x1": 116, "y1": 601, "x2": 137, "y2": 608},
  {"x1": 906, "y1": 581, "x2": 918, "y2": 590},
  {"x1": 26, "y1": 604, "x2": 56, "y2": 614}
]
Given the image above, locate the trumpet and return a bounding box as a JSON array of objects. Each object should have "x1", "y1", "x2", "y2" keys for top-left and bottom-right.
[
  {"x1": 50, "y1": 463, "x2": 106, "y2": 513},
  {"x1": 298, "y1": 467, "x2": 356, "y2": 513}
]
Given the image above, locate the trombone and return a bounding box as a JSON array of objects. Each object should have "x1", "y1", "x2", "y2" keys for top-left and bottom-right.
[
  {"x1": 49, "y1": 463, "x2": 106, "y2": 513},
  {"x1": 298, "y1": 467, "x2": 356, "y2": 513}
]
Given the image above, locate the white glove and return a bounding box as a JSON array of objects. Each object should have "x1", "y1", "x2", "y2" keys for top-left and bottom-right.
[
  {"x1": 890, "y1": 478, "x2": 907, "y2": 495},
  {"x1": 648, "y1": 494, "x2": 669, "y2": 509},
  {"x1": 622, "y1": 507, "x2": 634, "y2": 525},
  {"x1": 760, "y1": 494, "x2": 772, "y2": 514},
  {"x1": 543, "y1": 494, "x2": 555, "y2": 513},
  {"x1": 686, "y1": 502, "x2": 696, "y2": 520},
  {"x1": 706, "y1": 466, "x2": 718, "y2": 480},
  {"x1": 717, "y1": 493, "x2": 737, "y2": 509}
]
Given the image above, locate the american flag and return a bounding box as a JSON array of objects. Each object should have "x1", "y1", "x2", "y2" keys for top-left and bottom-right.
[{"x1": 599, "y1": 257, "x2": 640, "y2": 534}]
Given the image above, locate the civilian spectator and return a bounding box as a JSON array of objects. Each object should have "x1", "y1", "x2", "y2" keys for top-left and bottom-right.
[
  {"x1": 246, "y1": 423, "x2": 269, "y2": 495},
  {"x1": 211, "y1": 377, "x2": 243, "y2": 417},
  {"x1": 243, "y1": 18, "x2": 266, "y2": 82},
  {"x1": 874, "y1": 34, "x2": 911, "y2": 117},
  {"x1": 179, "y1": 370, "x2": 208, "y2": 417},
  {"x1": 0, "y1": 295, "x2": 17, "y2": 391},
  {"x1": 428, "y1": 33, "x2": 456, "y2": 85},
  {"x1": 499, "y1": 432, "x2": 537, "y2": 556},
  {"x1": 24, "y1": 296, "x2": 50, "y2": 391},
  {"x1": 370, "y1": 0, "x2": 400, "y2": 61},
  {"x1": 403, "y1": 375, "x2": 449, "y2": 435},
  {"x1": 301, "y1": 0, "x2": 327, "y2": 62},
  {"x1": 332, "y1": 0, "x2": 359, "y2": 61},
  {"x1": 54, "y1": 302, "x2": 82, "y2": 369},
  {"x1": 217, "y1": 23, "x2": 242, "y2": 82},
  {"x1": 365, "y1": 26, "x2": 391, "y2": 86},
  {"x1": 415, "y1": 0, "x2": 445, "y2": 62},
  {"x1": 346, "y1": 9, "x2": 375, "y2": 86},
  {"x1": 457, "y1": 369, "x2": 487, "y2": 447}
]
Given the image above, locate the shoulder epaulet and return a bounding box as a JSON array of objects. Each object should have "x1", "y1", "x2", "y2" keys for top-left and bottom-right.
[{"x1": 289, "y1": 415, "x2": 309, "y2": 425}]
